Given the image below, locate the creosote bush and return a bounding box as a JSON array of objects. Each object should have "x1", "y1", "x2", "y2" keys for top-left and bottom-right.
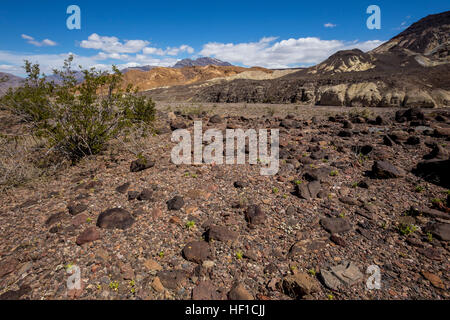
[{"x1": 1, "y1": 55, "x2": 156, "y2": 163}]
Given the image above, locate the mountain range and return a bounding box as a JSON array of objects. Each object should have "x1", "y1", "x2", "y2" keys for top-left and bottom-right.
[
  {"x1": 1, "y1": 11, "x2": 450, "y2": 107},
  {"x1": 147, "y1": 11, "x2": 450, "y2": 107}
]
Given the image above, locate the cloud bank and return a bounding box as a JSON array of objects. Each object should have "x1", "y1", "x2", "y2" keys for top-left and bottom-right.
[{"x1": 200, "y1": 37, "x2": 384, "y2": 68}]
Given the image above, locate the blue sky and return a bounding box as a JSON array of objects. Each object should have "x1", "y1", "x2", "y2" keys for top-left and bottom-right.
[{"x1": 0, "y1": 0, "x2": 448, "y2": 75}]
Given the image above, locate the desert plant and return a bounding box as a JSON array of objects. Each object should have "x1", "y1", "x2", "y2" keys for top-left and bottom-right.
[
  {"x1": 1, "y1": 61, "x2": 54, "y2": 123},
  {"x1": 398, "y1": 223, "x2": 417, "y2": 236},
  {"x1": 1, "y1": 56, "x2": 156, "y2": 162}
]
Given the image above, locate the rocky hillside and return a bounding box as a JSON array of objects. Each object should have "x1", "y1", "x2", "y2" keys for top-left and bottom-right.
[
  {"x1": 173, "y1": 57, "x2": 232, "y2": 68},
  {"x1": 146, "y1": 11, "x2": 450, "y2": 108},
  {"x1": 373, "y1": 10, "x2": 450, "y2": 63},
  {"x1": 0, "y1": 104, "x2": 449, "y2": 300},
  {"x1": 0, "y1": 72, "x2": 23, "y2": 95},
  {"x1": 122, "y1": 65, "x2": 270, "y2": 91}
]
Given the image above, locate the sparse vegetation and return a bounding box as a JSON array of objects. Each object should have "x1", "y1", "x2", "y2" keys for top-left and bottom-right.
[
  {"x1": 415, "y1": 185, "x2": 425, "y2": 192},
  {"x1": 1, "y1": 56, "x2": 156, "y2": 163},
  {"x1": 185, "y1": 220, "x2": 195, "y2": 229},
  {"x1": 109, "y1": 281, "x2": 119, "y2": 291},
  {"x1": 398, "y1": 223, "x2": 417, "y2": 236},
  {"x1": 348, "y1": 107, "x2": 374, "y2": 120}
]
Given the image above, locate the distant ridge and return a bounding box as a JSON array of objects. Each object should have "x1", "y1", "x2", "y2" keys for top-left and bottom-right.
[{"x1": 173, "y1": 57, "x2": 232, "y2": 68}]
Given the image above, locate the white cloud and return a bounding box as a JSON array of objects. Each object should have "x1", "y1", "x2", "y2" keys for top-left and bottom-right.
[
  {"x1": 324, "y1": 23, "x2": 337, "y2": 28},
  {"x1": 200, "y1": 37, "x2": 384, "y2": 68},
  {"x1": 21, "y1": 34, "x2": 34, "y2": 41},
  {"x1": 143, "y1": 44, "x2": 194, "y2": 56},
  {"x1": 21, "y1": 34, "x2": 57, "y2": 47},
  {"x1": 80, "y1": 33, "x2": 149, "y2": 53},
  {"x1": 0, "y1": 49, "x2": 179, "y2": 76}
]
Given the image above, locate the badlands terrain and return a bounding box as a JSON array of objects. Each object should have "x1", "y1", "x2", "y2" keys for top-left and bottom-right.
[{"x1": 0, "y1": 11, "x2": 449, "y2": 301}]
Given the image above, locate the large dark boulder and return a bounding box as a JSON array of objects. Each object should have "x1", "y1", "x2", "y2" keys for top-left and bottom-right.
[
  {"x1": 96, "y1": 208, "x2": 134, "y2": 230},
  {"x1": 412, "y1": 159, "x2": 450, "y2": 188}
]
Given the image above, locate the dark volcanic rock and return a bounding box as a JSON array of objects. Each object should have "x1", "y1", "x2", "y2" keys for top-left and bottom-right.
[
  {"x1": 167, "y1": 196, "x2": 185, "y2": 210},
  {"x1": 295, "y1": 181, "x2": 321, "y2": 200},
  {"x1": 130, "y1": 156, "x2": 155, "y2": 172},
  {"x1": 128, "y1": 191, "x2": 140, "y2": 201},
  {"x1": 233, "y1": 181, "x2": 247, "y2": 188},
  {"x1": 395, "y1": 108, "x2": 424, "y2": 122},
  {"x1": 427, "y1": 223, "x2": 450, "y2": 241},
  {"x1": 170, "y1": 121, "x2": 187, "y2": 131},
  {"x1": 423, "y1": 144, "x2": 448, "y2": 160},
  {"x1": 208, "y1": 114, "x2": 223, "y2": 124},
  {"x1": 137, "y1": 188, "x2": 153, "y2": 201},
  {"x1": 192, "y1": 280, "x2": 222, "y2": 300},
  {"x1": 282, "y1": 273, "x2": 320, "y2": 299},
  {"x1": 96, "y1": 208, "x2": 134, "y2": 230},
  {"x1": 157, "y1": 270, "x2": 189, "y2": 290},
  {"x1": 0, "y1": 284, "x2": 31, "y2": 300},
  {"x1": 45, "y1": 211, "x2": 68, "y2": 226},
  {"x1": 182, "y1": 241, "x2": 212, "y2": 263},
  {"x1": 205, "y1": 225, "x2": 238, "y2": 242},
  {"x1": 320, "y1": 217, "x2": 352, "y2": 234},
  {"x1": 371, "y1": 161, "x2": 405, "y2": 179},
  {"x1": 413, "y1": 159, "x2": 450, "y2": 188},
  {"x1": 245, "y1": 205, "x2": 266, "y2": 225},
  {"x1": 67, "y1": 203, "x2": 87, "y2": 216},
  {"x1": 76, "y1": 226, "x2": 101, "y2": 245},
  {"x1": 115, "y1": 182, "x2": 130, "y2": 194}
]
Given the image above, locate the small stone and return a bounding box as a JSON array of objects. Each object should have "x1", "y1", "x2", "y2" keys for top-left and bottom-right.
[
  {"x1": 192, "y1": 280, "x2": 221, "y2": 300},
  {"x1": 234, "y1": 181, "x2": 247, "y2": 188},
  {"x1": 76, "y1": 226, "x2": 101, "y2": 245},
  {"x1": 128, "y1": 191, "x2": 140, "y2": 200},
  {"x1": 330, "y1": 234, "x2": 346, "y2": 247},
  {"x1": 130, "y1": 156, "x2": 155, "y2": 172},
  {"x1": 206, "y1": 225, "x2": 238, "y2": 242},
  {"x1": 421, "y1": 271, "x2": 445, "y2": 289},
  {"x1": 167, "y1": 196, "x2": 184, "y2": 210},
  {"x1": 228, "y1": 283, "x2": 254, "y2": 300},
  {"x1": 157, "y1": 270, "x2": 188, "y2": 290},
  {"x1": 182, "y1": 241, "x2": 212, "y2": 264},
  {"x1": 209, "y1": 115, "x2": 222, "y2": 124},
  {"x1": 428, "y1": 223, "x2": 450, "y2": 241},
  {"x1": 339, "y1": 196, "x2": 359, "y2": 206},
  {"x1": 151, "y1": 208, "x2": 162, "y2": 219},
  {"x1": 96, "y1": 208, "x2": 134, "y2": 230},
  {"x1": 67, "y1": 203, "x2": 88, "y2": 216},
  {"x1": 144, "y1": 259, "x2": 162, "y2": 273},
  {"x1": 137, "y1": 188, "x2": 153, "y2": 201},
  {"x1": 151, "y1": 276, "x2": 165, "y2": 292},
  {"x1": 45, "y1": 211, "x2": 68, "y2": 226},
  {"x1": 371, "y1": 161, "x2": 405, "y2": 179},
  {"x1": 119, "y1": 262, "x2": 135, "y2": 280},
  {"x1": 0, "y1": 258, "x2": 19, "y2": 278},
  {"x1": 72, "y1": 213, "x2": 88, "y2": 226},
  {"x1": 320, "y1": 269, "x2": 342, "y2": 291},
  {"x1": 245, "y1": 205, "x2": 266, "y2": 226},
  {"x1": 282, "y1": 273, "x2": 320, "y2": 299},
  {"x1": 115, "y1": 182, "x2": 130, "y2": 194},
  {"x1": 320, "y1": 217, "x2": 352, "y2": 234}
]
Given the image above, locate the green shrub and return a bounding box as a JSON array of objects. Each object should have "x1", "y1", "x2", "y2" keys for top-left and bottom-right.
[
  {"x1": 1, "y1": 61, "x2": 54, "y2": 123},
  {"x1": 2, "y1": 56, "x2": 156, "y2": 162}
]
